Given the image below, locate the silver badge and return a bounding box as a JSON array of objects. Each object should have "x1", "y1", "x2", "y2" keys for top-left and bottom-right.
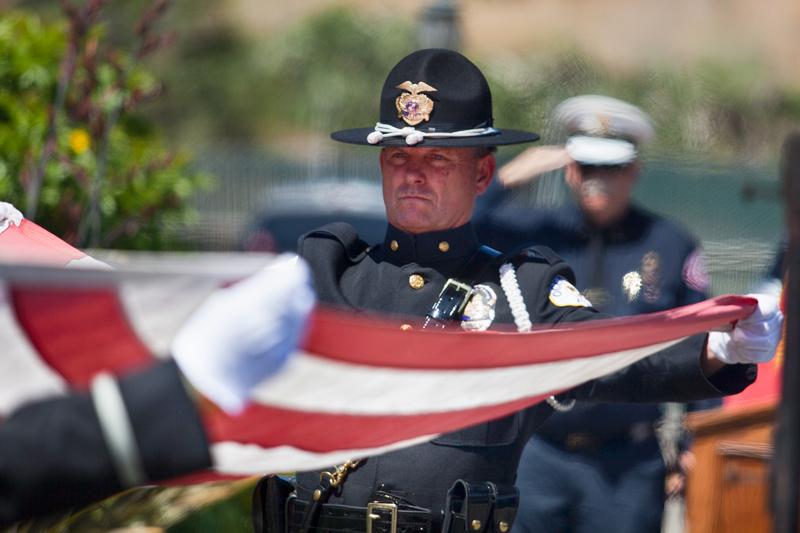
[
  {"x1": 461, "y1": 284, "x2": 497, "y2": 331},
  {"x1": 622, "y1": 271, "x2": 642, "y2": 302}
]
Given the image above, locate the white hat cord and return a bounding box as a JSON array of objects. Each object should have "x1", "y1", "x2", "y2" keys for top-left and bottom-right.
[{"x1": 367, "y1": 122, "x2": 499, "y2": 146}]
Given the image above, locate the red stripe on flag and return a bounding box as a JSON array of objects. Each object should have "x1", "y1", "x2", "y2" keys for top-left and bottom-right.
[
  {"x1": 202, "y1": 392, "x2": 555, "y2": 452},
  {"x1": 305, "y1": 295, "x2": 756, "y2": 369},
  {"x1": 0, "y1": 219, "x2": 85, "y2": 266},
  {"x1": 11, "y1": 287, "x2": 154, "y2": 388}
]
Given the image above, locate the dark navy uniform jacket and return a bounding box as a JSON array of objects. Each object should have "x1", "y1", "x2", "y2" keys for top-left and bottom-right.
[
  {"x1": 478, "y1": 203, "x2": 712, "y2": 438},
  {"x1": 0, "y1": 361, "x2": 210, "y2": 527},
  {"x1": 296, "y1": 220, "x2": 754, "y2": 521}
]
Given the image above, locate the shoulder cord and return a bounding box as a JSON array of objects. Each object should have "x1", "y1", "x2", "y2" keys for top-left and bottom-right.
[{"x1": 498, "y1": 263, "x2": 576, "y2": 412}]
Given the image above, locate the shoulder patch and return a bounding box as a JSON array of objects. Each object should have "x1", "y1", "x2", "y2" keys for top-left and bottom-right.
[
  {"x1": 548, "y1": 276, "x2": 592, "y2": 307},
  {"x1": 682, "y1": 249, "x2": 709, "y2": 293}
]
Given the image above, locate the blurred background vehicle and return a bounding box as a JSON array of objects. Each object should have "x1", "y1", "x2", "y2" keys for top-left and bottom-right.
[{"x1": 240, "y1": 179, "x2": 386, "y2": 253}]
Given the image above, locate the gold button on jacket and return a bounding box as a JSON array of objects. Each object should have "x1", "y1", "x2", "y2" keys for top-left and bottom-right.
[{"x1": 409, "y1": 274, "x2": 425, "y2": 289}]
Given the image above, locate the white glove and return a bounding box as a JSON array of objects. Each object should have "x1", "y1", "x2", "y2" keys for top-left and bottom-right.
[
  {"x1": 708, "y1": 293, "x2": 783, "y2": 365},
  {"x1": 0, "y1": 202, "x2": 23, "y2": 234},
  {"x1": 171, "y1": 254, "x2": 315, "y2": 413}
]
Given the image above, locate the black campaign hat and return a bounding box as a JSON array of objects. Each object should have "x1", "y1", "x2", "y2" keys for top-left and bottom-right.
[{"x1": 331, "y1": 48, "x2": 539, "y2": 147}]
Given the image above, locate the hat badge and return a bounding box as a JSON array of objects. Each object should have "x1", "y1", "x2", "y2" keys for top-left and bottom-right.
[{"x1": 395, "y1": 81, "x2": 437, "y2": 126}]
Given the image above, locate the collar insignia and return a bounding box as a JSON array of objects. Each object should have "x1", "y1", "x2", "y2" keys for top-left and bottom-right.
[{"x1": 395, "y1": 81, "x2": 437, "y2": 126}]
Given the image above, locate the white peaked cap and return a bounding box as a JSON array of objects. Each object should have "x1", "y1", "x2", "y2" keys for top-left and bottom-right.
[{"x1": 554, "y1": 95, "x2": 655, "y2": 165}]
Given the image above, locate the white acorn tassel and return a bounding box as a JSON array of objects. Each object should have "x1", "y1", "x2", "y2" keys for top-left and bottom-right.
[
  {"x1": 405, "y1": 131, "x2": 425, "y2": 145},
  {"x1": 367, "y1": 131, "x2": 384, "y2": 144}
]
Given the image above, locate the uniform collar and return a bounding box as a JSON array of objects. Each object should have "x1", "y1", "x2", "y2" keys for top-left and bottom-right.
[
  {"x1": 382, "y1": 222, "x2": 480, "y2": 266},
  {"x1": 570, "y1": 204, "x2": 645, "y2": 242}
]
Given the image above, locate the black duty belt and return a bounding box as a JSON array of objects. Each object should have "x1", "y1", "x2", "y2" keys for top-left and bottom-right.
[
  {"x1": 288, "y1": 498, "x2": 432, "y2": 533},
  {"x1": 286, "y1": 480, "x2": 518, "y2": 533}
]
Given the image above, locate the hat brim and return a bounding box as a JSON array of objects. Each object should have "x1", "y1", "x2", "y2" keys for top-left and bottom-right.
[
  {"x1": 331, "y1": 128, "x2": 540, "y2": 147},
  {"x1": 565, "y1": 135, "x2": 637, "y2": 165}
]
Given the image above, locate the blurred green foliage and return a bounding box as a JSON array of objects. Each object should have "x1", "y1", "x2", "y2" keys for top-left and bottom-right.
[
  {"x1": 480, "y1": 49, "x2": 800, "y2": 161},
  {"x1": 15, "y1": 3, "x2": 798, "y2": 163},
  {"x1": 0, "y1": 8, "x2": 211, "y2": 249},
  {"x1": 13, "y1": 479, "x2": 257, "y2": 532},
  {"x1": 140, "y1": 5, "x2": 417, "y2": 147},
  {"x1": 16, "y1": 2, "x2": 793, "y2": 164}
]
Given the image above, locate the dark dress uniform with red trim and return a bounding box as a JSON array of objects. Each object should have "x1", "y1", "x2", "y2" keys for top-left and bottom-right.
[{"x1": 293, "y1": 220, "x2": 753, "y2": 533}]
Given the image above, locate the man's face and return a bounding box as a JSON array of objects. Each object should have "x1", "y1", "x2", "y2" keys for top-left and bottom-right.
[
  {"x1": 380, "y1": 146, "x2": 495, "y2": 234},
  {"x1": 565, "y1": 162, "x2": 639, "y2": 227}
]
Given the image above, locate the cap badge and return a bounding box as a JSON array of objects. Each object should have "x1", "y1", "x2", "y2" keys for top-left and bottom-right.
[
  {"x1": 597, "y1": 113, "x2": 612, "y2": 136},
  {"x1": 395, "y1": 81, "x2": 437, "y2": 126}
]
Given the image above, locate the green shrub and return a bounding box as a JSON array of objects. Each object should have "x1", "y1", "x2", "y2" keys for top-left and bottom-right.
[{"x1": 0, "y1": 8, "x2": 210, "y2": 249}]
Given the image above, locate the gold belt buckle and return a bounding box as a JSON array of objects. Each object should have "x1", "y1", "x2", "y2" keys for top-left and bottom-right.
[{"x1": 367, "y1": 501, "x2": 398, "y2": 533}]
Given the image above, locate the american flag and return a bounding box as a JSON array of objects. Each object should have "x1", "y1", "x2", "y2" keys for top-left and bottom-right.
[{"x1": 0, "y1": 217, "x2": 756, "y2": 479}]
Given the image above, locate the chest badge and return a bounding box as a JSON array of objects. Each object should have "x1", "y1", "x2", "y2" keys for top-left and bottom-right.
[
  {"x1": 461, "y1": 284, "x2": 497, "y2": 331},
  {"x1": 622, "y1": 271, "x2": 642, "y2": 302},
  {"x1": 641, "y1": 251, "x2": 662, "y2": 303},
  {"x1": 396, "y1": 81, "x2": 437, "y2": 126}
]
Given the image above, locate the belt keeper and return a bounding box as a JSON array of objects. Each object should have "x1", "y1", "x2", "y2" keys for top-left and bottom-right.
[
  {"x1": 484, "y1": 482, "x2": 519, "y2": 533},
  {"x1": 442, "y1": 479, "x2": 492, "y2": 533}
]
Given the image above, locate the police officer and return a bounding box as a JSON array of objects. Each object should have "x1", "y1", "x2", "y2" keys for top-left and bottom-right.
[
  {"x1": 272, "y1": 49, "x2": 782, "y2": 533},
  {"x1": 478, "y1": 95, "x2": 721, "y2": 532},
  {"x1": 0, "y1": 254, "x2": 315, "y2": 526}
]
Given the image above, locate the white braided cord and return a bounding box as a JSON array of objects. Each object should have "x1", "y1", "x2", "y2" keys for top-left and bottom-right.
[
  {"x1": 499, "y1": 263, "x2": 532, "y2": 333},
  {"x1": 367, "y1": 122, "x2": 498, "y2": 146},
  {"x1": 498, "y1": 262, "x2": 575, "y2": 412}
]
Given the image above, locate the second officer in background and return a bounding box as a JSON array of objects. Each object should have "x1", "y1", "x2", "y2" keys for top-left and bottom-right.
[{"x1": 479, "y1": 95, "x2": 719, "y2": 533}]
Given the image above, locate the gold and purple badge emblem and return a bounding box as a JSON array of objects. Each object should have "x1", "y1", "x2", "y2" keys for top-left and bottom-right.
[{"x1": 395, "y1": 81, "x2": 437, "y2": 126}]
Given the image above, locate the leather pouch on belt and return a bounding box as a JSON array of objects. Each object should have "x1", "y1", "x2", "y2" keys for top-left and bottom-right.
[
  {"x1": 442, "y1": 480, "x2": 492, "y2": 533},
  {"x1": 252, "y1": 475, "x2": 295, "y2": 533}
]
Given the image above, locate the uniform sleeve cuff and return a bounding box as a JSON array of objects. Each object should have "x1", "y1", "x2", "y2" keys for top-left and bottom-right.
[{"x1": 116, "y1": 360, "x2": 212, "y2": 482}]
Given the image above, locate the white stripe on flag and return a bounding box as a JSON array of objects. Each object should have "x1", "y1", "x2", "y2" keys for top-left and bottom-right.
[
  {"x1": 118, "y1": 278, "x2": 217, "y2": 358},
  {"x1": 251, "y1": 339, "x2": 684, "y2": 415},
  {"x1": 0, "y1": 286, "x2": 67, "y2": 416},
  {"x1": 210, "y1": 434, "x2": 438, "y2": 475}
]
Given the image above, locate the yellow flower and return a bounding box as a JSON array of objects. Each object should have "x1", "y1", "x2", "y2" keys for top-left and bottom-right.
[{"x1": 68, "y1": 129, "x2": 91, "y2": 155}]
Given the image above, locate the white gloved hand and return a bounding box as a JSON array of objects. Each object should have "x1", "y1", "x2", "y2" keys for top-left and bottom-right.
[
  {"x1": 0, "y1": 202, "x2": 23, "y2": 234},
  {"x1": 708, "y1": 293, "x2": 783, "y2": 365},
  {"x1": 171, "y1": 254, "x2": 315, "y2": 414}
]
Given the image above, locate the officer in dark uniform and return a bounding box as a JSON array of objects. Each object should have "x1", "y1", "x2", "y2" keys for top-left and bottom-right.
[
  {"x1": 477, "y1": 95, "x2": 719, "y2": 532},
  {"x1": 273, "y1": 49, "x2": 782, "y2": 533},
  {"x1": 0, "y1": 257, "x2": 314, "y2": 526}
]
